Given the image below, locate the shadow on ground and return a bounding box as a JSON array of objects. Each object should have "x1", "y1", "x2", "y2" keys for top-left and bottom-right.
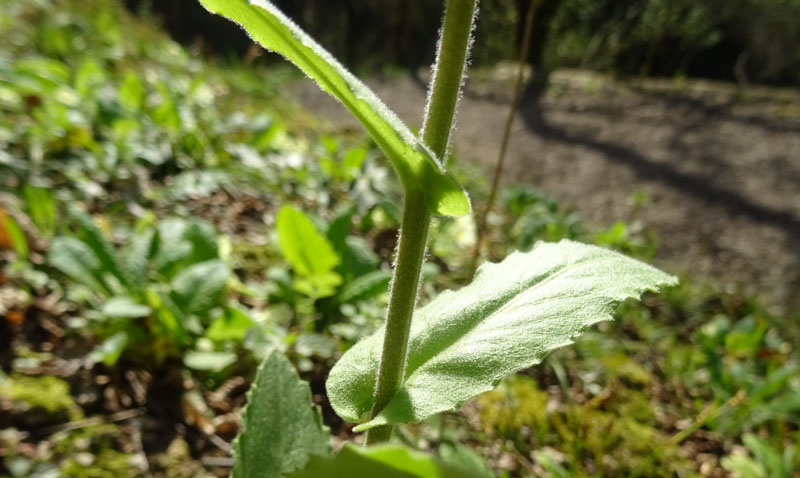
[{"x1": 293, "y1": 69, "x2": 800, "y2": 312}]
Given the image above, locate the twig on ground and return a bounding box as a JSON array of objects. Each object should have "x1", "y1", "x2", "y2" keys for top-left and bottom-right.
[{"x1": 469, "y1": 0, "x2": 539, "y2": 277}]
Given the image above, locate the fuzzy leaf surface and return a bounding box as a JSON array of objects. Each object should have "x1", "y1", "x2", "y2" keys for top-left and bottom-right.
[
  {"x1": 196, "y1": 0, "x2": 469, "y2": 217},
  {"x1": 327, "y1": 240, "x2": 678, "y2": 430},
  {"x1": 233, "y1": 350, "x2": 330, "y2": 478}
]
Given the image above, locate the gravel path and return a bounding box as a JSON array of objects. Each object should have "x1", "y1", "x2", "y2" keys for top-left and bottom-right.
[{"x1": 293, "y1": 69, "x2": 800, "y2": 313}]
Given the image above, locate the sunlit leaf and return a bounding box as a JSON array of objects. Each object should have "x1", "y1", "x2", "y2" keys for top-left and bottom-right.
[
  {"x1": 276, "y1": 205, "x2": 342, "y2": 298},
  {"x1": 233, "y1": 350, "x2": 330, "y2": 478},
  {"x1": 89, "y1": 332, "x2": 129, "y2": 366},
  {"x1": 102, "y1": 297, "x2": 151, "y2": 318},
  {"x1": 206, "y1": 306, "x2": 257, "y2": 343},
  {"x1": 2, "y1": 214, "x2": 28, "y2": 260},
  {"x1": 327, "y1": 240, "x2": 677, "y2": 430},
  {"x1": 23, "y1": 184, "x2": 56, "y2": 239},
  {"x1": 196, "y1": 0, "x2": 469, "y2": 216},
  {"x1": 118, "y1": 71, "x2": 145, "y2": 112},
  {"x1": 184, "y1": 351, "x2": 237, "y2": 371}
]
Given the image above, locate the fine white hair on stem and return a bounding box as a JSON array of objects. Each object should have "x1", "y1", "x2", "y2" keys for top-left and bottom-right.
[{"x1": 421, "y1": 0, "x2": 480, "y2": 162}]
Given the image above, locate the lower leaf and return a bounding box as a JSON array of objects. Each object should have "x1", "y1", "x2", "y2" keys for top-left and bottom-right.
[
  {"x1": 326, "y1": 239, "x2": 678, "y2": 430},
  {"x1": 233, "y1": 350, "x2": 330, "y2": 478}
]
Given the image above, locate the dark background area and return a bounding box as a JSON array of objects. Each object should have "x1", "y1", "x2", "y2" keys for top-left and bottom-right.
[{"x1": 126, "y1": 0, "x2": 800, "y2": 86}]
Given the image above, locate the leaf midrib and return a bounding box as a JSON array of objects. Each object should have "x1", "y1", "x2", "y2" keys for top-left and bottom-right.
[
  {"x1": 401, "y1": 254, "x2": 580, "y2": 383},
  {"x1": 401, "y1": 253, "x2": 622, "y2": 385}
]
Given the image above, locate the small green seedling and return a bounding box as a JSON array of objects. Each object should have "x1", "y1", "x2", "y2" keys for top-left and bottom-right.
[
  {"x1": 196, "y1": 0, "x2": 678, "y2": 476},
  {"x1": 49, "y1": 209, "x2": 241, "y2": 368}
]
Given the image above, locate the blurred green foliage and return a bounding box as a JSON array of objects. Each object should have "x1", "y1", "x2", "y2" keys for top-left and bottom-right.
[
  {"x1": 132, "y1": 0, "x2": 800, "y2": 84},
  {"x1": 49, "y1": 210, "x2": 242, "y2": 367},
  {"x1": 0, "y1": 0, "x2": 799, "y2": 476},
  {"x1": 545, "y1": 0, "x2": 800, "y2": 83}
]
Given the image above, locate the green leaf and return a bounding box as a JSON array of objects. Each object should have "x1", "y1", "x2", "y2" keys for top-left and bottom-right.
[
  {"x1": 123, "y1": 229, "x2": 155, "y2": 291},
  {"x1": 69, "y1": 208, "x2": 132, "y2": 291},
  {"x1": 152, "y1": 239, "x2": 193, "y2": 277},
  {"x1": 151, "y1": 81, "x2": 181, "y2": 132},
  {"x1": 326, "y1": 206, "x2": 355, "y2": 253},
  {"x1": 89, "y1": 331, "x2": 129, "y2": 366},
  {"x1": 196, "y1": 0, "x2": 469, "y2": 217},
  {"x1": 721, "y1": 454, "x2": 767, "y2": 478},
  {"x1": 336, "y1": 269, "x2": 392, "y2": 305},
  {"x1": 341, "y1": 146, "x2": 368, "y2": 179},
  {"x1": 206, "y1": 306, "x2": 256, "y2": 343},
  {"x1": 74, "y1": 58, "x2": 107, "y2": 99},
  {"x1": 534, "y1": 451, "x2": 571, "y2": 478},
  {"x1": 102, "y1": 297, "x2": 151, "y2": 319},
  {"x1": 288, "y1": 444, "x2": 487, "y2": 478},
  {"x1": 438, "y1": 443, "x2": 495, "y2": 478},
  {"x1": 3, "y1": 214, "x2": 28, "y2": 261},
  {"x1": 184, "y1": 351, "x2": 237, "y2": 371},
  {"x1": 294, "y1": 272, "x2": 342, "y2": 299},
  {"x1": 146, "y1": 290, "x2": 189, "y2": 348},
  {"x1": 742, "y1": 434, "x2": 787, "y2": 478},
  {"x1": 338, "y1": 236, "x2": 381, "y2": 280},
  {"x1": 276, "y1": 206, "x2": 342, "y2": 298},
  {"x1": 118, "y1": 72, "x2": 145, "y2": 112},
  {"x1": 183, "y1": 219, "x2": 220, "y2": 264},
  {"x1": 327, "y1": 240, "x2": 677, "y2": 430},
  {"x1": 232, "y1": 350, "x2": 330, "y2": 478},
  {"x1": 23, "y1": 184, "x2": 56, "y2": 239},
  {"x1": 277, "y1": 206, "x2": 339, "y2": 276},
  {"x1": 49, "y1": 236, "x2": 111, "y2": 295},
  {"x1": 170, "y1": 260, "x2": 230, "y2": 315}
]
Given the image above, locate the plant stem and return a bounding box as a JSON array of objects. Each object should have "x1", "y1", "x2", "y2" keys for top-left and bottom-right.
[
  {"x1": 470, "y1": 0, "x2": 538, "y2": 278},
  {"x1": 421, "y1": 0, "x2": 477, "y2": 158},
  {"x1": 365, "y1": 0, "x2": 478, "y2": 446},
  {"x1": 365, "y1": 194, "x2": 430, "y2": 445}
]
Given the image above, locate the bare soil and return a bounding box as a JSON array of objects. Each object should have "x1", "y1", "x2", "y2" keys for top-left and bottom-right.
[{"x1": 293, "y1": 69, "x2": 800, "y2": 313}]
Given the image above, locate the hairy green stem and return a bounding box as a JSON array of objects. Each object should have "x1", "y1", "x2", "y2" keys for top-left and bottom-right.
[
  {"x1": 421, "y1": 0, "x2": 478, "y2": 158},
  {"x1": 365, "y1": 0, "x2": 478, "y2": 445},
  {"x1": 365, "y1": 193, "x2": 431, "y2": 445}
]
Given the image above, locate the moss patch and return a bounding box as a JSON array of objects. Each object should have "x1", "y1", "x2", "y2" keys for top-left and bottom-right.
[
  {"x1": 477, "y1": 375, "x2": 693, "y2": 477},
  {"x1": 61, "y1": 449, "x2": 140, "y2": 478},
  {"x1": 0, "y1": 375, "x2": 83, "y2": 428},
  {"x1": 53, "y1": 424, "x2": 141, "y2": 478}
]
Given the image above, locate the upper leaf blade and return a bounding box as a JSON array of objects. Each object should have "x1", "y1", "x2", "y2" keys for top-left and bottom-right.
[
  {"x1": 326, "y1": 240, "x2": 678, "y2": 430},
  {"x1": 196, "y1": 0, "x2": 469, "y2": 217},
  {"x1": 233, "y1": 350, "x2": 331, "y2": 478}
]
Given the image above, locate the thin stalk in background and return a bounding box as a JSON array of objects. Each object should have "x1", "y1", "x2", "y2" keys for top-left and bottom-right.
[
  {"x1": 469, "y1": 0, "x2": 538, "y2": 278},
  {"x1": 365, "y1": 0, "x2": 478, "y2": 446}
]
